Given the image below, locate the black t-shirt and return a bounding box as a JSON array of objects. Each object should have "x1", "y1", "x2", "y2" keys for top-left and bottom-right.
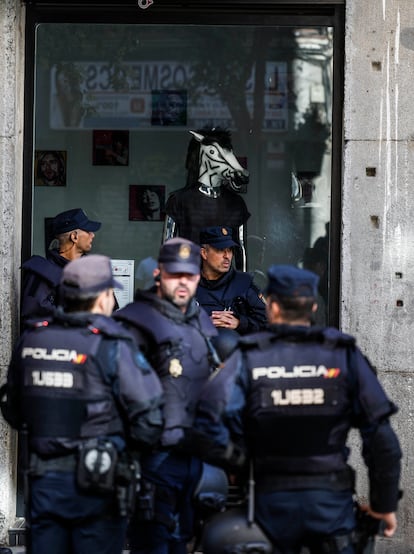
[{"x1": 165, "y1": 186, "x2": 250, "y2": 245}]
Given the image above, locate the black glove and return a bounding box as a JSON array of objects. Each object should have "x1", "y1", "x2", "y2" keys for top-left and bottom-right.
[{"x1": 181, "y1": 428, "x2": 246, "y2": 471}]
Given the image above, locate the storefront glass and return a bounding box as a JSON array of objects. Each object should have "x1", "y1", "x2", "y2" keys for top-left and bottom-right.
[{"x1": 33, "y1": 22, "x2": 334, "y2": 322}]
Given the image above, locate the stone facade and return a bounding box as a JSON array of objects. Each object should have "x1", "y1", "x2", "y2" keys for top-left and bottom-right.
[
  {"x1": 0, "y1": 0, "x2": 24, "y2": 545},
  {"x1": 343, "y1": 1, "x2": 414, "y2": 551},
  {"x1": 1, "y1": 0, "x2": 414, "y2": 550}
]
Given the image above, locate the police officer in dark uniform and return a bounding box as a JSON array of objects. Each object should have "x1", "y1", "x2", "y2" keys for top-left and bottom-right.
[
  {"x1": 114, "y1": 237, "x2": 220, "y2": 554},
  {"x1": 196, "y1": 226, "x2": 267, "y2": 358},
  {"x1": 21, "y1": 208, "x2": 101, "y2": 321},
  {"x1": 194, "y1": 265, "x2": 402, "y2": 553},
  {"x1": 1, "y1": 255, "x2": 164, "y2": 554}
]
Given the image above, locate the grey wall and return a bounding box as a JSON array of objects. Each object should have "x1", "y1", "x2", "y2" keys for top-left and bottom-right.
[
  {"x1": 2, "y1": 0, "x2": 414, "y2": 550},
  {"x1": 343, "y1": 1, "x2": 414, "y2": 551},
  {"x1": 0, "y1": 0, "x2": 24, "y2": 544}
]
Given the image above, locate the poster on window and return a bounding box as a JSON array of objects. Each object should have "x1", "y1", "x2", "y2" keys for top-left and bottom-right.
[
  {"x1": 49, "y1": 61, "x2": 288, "y2": 131},
  {"x1": 92, "y1": 130, "x2": 129, "y2": 166},
  {"x1": 129, "y1": 185, "x2": 166, "y2": 222}
]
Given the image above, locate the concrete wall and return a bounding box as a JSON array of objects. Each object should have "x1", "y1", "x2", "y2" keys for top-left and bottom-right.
[
  {"x1": 1, "y1": 0, "x2": 414, "y2": 550},
  {"x1": 0, "y1": 0, "x2": 24, "y2": 545},
  {"x1": 343, "y1": 0, "x2": 414, "y2": 551}
]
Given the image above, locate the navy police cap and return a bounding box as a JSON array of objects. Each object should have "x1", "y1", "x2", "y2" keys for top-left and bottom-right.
[
  {"x1": 199, "y1": 226, "x2": 237, "y2": 249},
  {"x1": 53, "y1": 208, "x2": 101, "y2": 236},
  {"x1": 158, "y1": 237, "x2": 200, "y2": 275},
  {"x1": 266, "y1": 264, "x2": 319, "y2": 298}
]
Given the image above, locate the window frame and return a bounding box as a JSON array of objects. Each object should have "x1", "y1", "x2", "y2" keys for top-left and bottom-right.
[{"x1": 22, "y1": 1, "x2": 345, "y2": 326}]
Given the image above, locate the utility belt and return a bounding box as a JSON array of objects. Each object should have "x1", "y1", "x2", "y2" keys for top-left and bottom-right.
[
  {"x1": 30, "y1": 452, "x2": 77, "y2": 474},
  {"x1": 30, "y1": 439, "x2": 141, "y2": 517},
  {"x1": 256, "y1": 466, "x2": 355, "y2": 492}
]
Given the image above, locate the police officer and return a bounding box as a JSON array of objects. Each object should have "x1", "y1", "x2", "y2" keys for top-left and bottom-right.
[
  {"x1": 197, "y1": 226, "x2": 267, "y2": 335},
  {"x1": 194, "y1": 265, "x2": 402, "y2": 553},
  {"x1": 114, "y1": 237, "x2": 219, "y2": 554},
  {"x1": 1, "y1": 255, "x2": 164, "y2": 554},
  {"x1": 21, "y1": 208, "x2": 101, "y2": 321}
]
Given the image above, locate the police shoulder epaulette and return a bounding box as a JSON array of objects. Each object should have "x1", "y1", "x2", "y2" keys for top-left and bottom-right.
[
  {"x1": 238, "y1": 331, "x2": 275, "y2": 350},
  {"x1": 319, "y1": 327, "x2": 356, "y2": 348},
  {"x1": 88, "y1": 318, "x2": 134, "y2": 343},
  {"x1": 26, "y1": 318, "x2": 51, "y2": 329}
]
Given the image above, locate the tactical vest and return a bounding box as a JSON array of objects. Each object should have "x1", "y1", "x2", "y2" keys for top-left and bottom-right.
[
  {"x1": 18, "y1": 320, "x2": 124, "y2": 454},
  {"x1": 242, "y1": 327, "x2": 356, "y2": 474},
  {"x1": 116, "y1": 300, "x2": 216, "y2": 444}
]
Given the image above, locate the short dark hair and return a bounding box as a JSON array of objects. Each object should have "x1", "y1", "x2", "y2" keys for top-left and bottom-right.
[
  {"x1": 268, "y1": 294, "x2": 316, "y2": 322},
  {"x1": 62, "y1": 296, "x2": 97, "y2": 313}
]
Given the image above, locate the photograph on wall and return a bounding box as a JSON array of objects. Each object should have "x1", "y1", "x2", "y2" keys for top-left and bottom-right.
[
  {"x1": 151, "y1": 90, "x2": 187, "y2": 126},
  {"x1": 35, "y1": 150, "x2": 67, "y2": 187},
  {"x1": 92, "y1": 130, "x2": 129, "y2": 166},
  {"x1": 129, "y1": 185, "x2": 166, "y2": 221}
]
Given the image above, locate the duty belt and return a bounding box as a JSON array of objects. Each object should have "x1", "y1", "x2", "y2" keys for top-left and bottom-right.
[
  {"x1": 256, "y1": 467, "x2": 355, "y2": 492},
  {"x1": 30, "y1": 452, "x2": 77, "y2": 475}
]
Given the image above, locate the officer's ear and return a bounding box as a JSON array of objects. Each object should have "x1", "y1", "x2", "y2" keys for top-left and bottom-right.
[
  {"x1": 200, "y1": 245, "x2": 208, "y2": 261},
  {"x1": 266, "y1": 297, "x2": 281, "y2": 324},
  {"x1": 153, "y1": 268, "x2": 161, "y2": 284}
]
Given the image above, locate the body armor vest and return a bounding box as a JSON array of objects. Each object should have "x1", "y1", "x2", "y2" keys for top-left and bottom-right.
[
  {"x1": 116, "y1": 299, "x2": 216, "y2": 445},
  {"x1": 242, "y1": 327, "x2": 355, "y2": 474},
  {"x1": 19, "y1": 320, "x2": 125, "y2": 455}
]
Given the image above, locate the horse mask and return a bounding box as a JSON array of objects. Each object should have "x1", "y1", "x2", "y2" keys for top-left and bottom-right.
[{"x1": 188, "y1": 129, "x2": 249, "y2": 198}]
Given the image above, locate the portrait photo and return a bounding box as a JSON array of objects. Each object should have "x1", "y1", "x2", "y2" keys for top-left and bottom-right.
[
  {"x1": 35, "y1": 150, "x2": 67, "y2": 187},
  {"x1": 129, "y1": 185, "x2": 166, "y2": 222},
  {"x1": 151, "y1": 90, "x2": 187, "y2": 127},
  {"x1": 93, "y1": 130, "x2": 129, "y2": 166}
]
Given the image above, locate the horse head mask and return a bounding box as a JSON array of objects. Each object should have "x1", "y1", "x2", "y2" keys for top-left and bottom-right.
[{"x1": 186, "y1": 128, "x2": 249, "y2": 198}]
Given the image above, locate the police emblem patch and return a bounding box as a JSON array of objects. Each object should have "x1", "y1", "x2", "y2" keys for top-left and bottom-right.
[
  {"x1": 222, "y1": 228, "x2": 228, "y2": 236},
  {"x1": 179, "y1": 245, "x2": 191, "y2": 260},
  {"x1": 169, "y1": 358, "x2": 183, "y2": 377}
]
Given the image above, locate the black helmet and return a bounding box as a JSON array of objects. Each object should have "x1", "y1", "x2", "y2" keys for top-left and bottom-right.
[
  {"x1": 201, "y1": 507, "x2": 273, "y2": 554},
  {"x1": 194, "y1": 463, "x2": 229, "y2": 514}
]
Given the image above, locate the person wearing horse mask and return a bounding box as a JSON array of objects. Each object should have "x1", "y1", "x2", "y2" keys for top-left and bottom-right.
[{"x1": 163, "y1": 128, "x2": 250, "y2": 270}]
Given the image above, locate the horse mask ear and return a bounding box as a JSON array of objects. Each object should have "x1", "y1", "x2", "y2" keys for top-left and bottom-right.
[{"x1": 189, "y1": 130, "x2": 204, "y2": 143}]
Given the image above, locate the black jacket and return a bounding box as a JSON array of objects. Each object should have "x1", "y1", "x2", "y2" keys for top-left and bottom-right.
[
  {"x1": 115, "y1": 290, "x2": 218, "y2": 449},
  {"x1": 196, "y1": 268, "x2": 267, "y2": 334},
  {"x1": 21, "y1": 249, "x2": 68, "y2": 321}
]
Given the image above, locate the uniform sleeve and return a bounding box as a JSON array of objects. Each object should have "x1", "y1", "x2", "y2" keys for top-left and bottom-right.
[
  {"x1": 237, "y1": 282, "x2": 267, "y2": 334},
  {"x1": 192, "y1": 350, "x2": 248, "y2": 469},
  {"x1": 1, "y1": 335, "x2": 29, "y2": 429},
  {"x1": 114, "y1": 340, "x2": 164, "y2": 448},
  {"x1": 21, "y1": 257, "x2": 62, "y2": 321},
  {"x1": 360, "y1": 420, "x2": 402, "y2": 513},
  {"x1": 350, "y1": 346, "x2": 402, "y2": 513}
]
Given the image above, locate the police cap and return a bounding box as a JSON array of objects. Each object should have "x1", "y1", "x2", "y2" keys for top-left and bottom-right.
[
  {"x1": 60, "y1": 254, "x2": 122, "y2": 299},
  {"x1": 266, "y1": 264, "x2": 319, "y2": 298},
  {"x1": 199, "y1": 226, "x2": 237, "y2": 249},
  {"x1": 158, "y1": 237, "x2": 200, "y2": 275},
  {"x1": 53, "y1": 208, "x2": 101, "y2": 236}
]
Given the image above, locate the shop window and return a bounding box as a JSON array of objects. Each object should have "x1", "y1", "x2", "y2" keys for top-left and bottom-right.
[{"x1": 30, "y1": 18, "x2": 339, "y2": 324}]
